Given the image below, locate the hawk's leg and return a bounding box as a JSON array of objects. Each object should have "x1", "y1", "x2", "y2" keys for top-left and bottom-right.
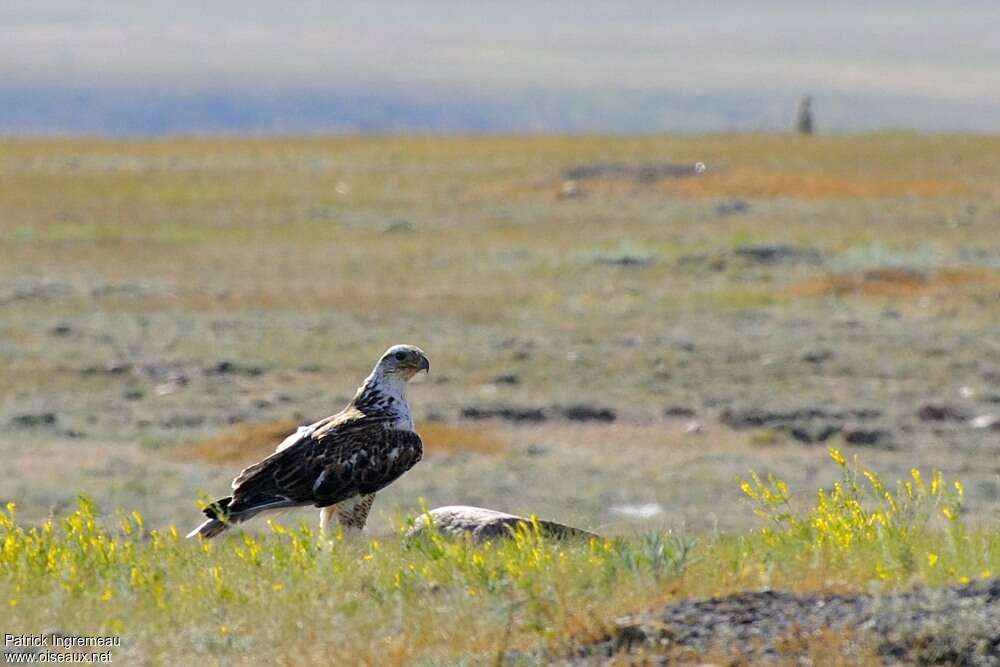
[
  {"x1": 318, "y1": 494, "x2": 376, "y2": 535},
  {"x1": 337, "y1": 493, "x2": 375, "y2": 532},
  {"x1": 319, "y1": 505, "x2": 337, "y2": 534}
]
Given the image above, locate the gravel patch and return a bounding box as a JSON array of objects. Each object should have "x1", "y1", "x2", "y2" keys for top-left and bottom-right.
[{"x1": 563, "y1": 579, "x2": 1000, "y2": 664}]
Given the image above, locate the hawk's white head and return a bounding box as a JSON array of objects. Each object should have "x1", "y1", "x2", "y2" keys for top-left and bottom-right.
[
  {"x1": 373, "y1": 344, "x2": 430, "y2": 381},
  {"x1": 355, "y1": 344, "x2": 428, "y2": 430}
]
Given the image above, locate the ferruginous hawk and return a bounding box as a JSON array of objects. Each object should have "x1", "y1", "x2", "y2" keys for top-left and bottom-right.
[{"x1": 187, "y1": 344, "x2": 428, "y2": 539}]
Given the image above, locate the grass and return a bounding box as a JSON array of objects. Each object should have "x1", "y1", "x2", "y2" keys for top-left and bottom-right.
[
  {"x1": 575, "y1": 165, "x2": 970, "y2": 199},
  {"x1": 788, "y1": 267, "x2": 1000, "y2": 299},
  {"x1": 2, "y1": 136, "x2": 996, "y2": 341},
  {"x1": 2, "y1": 133, "x2": 1000, "y2": 661},
  {"x1": 2, "y1": 450, "x2": 997, "y2": 664}
]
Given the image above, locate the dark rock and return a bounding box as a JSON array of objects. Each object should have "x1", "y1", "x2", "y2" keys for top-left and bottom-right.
[
  {"x1": 48, "y1": 323, "x2": 74, "y2": 336},
  {"x1": 652, "y1": 369, "x2": 672, "y2": 381},
  {"x1": 847, "y1": 409, "x2": 883, "y2": 421},
  {"x1": 159, "y1": 414, "x2": 205, "y2": 429},
  {"x1": 677, "y1": 253, "x2": 710, "y2": 266},
  {"x1": 733, "y1": 244, "x2": 824, "y2": 265},
  {"x1": 664, "y1": 405, "x2": 697, "y2": 418},
  {"x1": 1, "y1": 282, "x2": 71, "y2": 304},
  {"x1": 204, "y1": 361, "x2": 265, "y2": 377},
  {"x1": 801, "y1": 349, "x2": 833, "y2": 364},
  {"x1": 721, "y1": 406, "x2": 881, "y2": 430},
  {"x1": 490, "y1": 337, "x2": 520, "y2": 351},
  {"x1": 721, "y1": 406, "x2": 885, "y2": 446},
  {"x1": 461, "y1": 405, "x2": 548, "y2": 423},
  {"x1": 788, "y1": 423, "x2": 841, "y2": 444},
  {"x1": 562, "y1": 161, "x2": 703, "y2": 183},
  {"x1": 493, "y1": 374, "x2": 520, "y2": 385},
  {"x1": 714, "y1": 199, "x2": 750, "y2": 216},
  {"x1": 142, "y1": 363, "x2": 189, "y2": 396},
  {"x1": 556, "y1": 405, "x2": 617, "y2": 423},
  {"x1": 524, "y1": 444, "x2": 548, "y2": 457},
  {"x1": 80, "y1": 363, "x2": 133, "y2": 376},
  {"x1": 721, "y1": 407, "x2": 827, "y2": 429},
  {"x1": 10, "y1": 413, "x2": 58, "y2": 428},
  {"x1": 90, "y1": 284, "x2": 154, "y2": 299},
  {"x1": 864, "y1": 267, "x2": 926, "y2": 283},
  {"x1": 843, "y1": 426, "x2": 891, "y2": 446},
  {"x1": 384, "y1": 219, "x2": 414, "y2": 233},
  {"x1": 141, "y1": 363, "x2": 188, "y2": 383},
  {"x1": 593, "y1": 252, "x2": 652, "y2": 267},
  {"x1": 918, "y1": 403, "x2": 972, "y2": 422}
]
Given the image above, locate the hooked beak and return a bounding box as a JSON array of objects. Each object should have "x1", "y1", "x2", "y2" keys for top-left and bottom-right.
[{"x1": 418, "y1": 355, "x2": 430, "y2": 374}]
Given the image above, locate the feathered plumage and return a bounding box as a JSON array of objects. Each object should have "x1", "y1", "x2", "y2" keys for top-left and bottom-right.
[{"x1": 187, "y1": 344, "x2": 428, "y2": 539}]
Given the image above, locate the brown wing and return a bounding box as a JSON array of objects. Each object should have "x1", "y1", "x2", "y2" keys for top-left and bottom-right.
[{"x1": 224, "y1": 416, "x2": 422, "y2": 515}]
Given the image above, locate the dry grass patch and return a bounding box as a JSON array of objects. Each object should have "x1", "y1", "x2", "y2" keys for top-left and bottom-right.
[
  {"x1": 416, "y1": 421, "x2": 508, "y2": 456},
  {"x1": 179, "y1": 419, "x2": 299, "y2": 466},
  {"x1": 180, "y1": 419, "x2": 506, "y2": 467},
  {"x1": 771, "y1": 628, "x2": 876, "y2": 666},
  {"x1": 549, "y1": 167, "x2": 967, "y2": 201},
  {"x1": 789, "y1": 267, "x2": 1000, "y2": 299},
  {"x1": 660, "y1": 167, "x2": 966, "y2": 199}
]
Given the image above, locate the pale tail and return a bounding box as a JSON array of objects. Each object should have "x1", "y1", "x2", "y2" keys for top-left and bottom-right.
[
  {"x1": 186, "y1": 495, "x2": 298, "y2": 539},
  {"x1": 186, "y1": 518, "x2": 230, "y2": 539}
]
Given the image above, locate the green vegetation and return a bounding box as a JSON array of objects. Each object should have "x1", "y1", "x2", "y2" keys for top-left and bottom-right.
[
  {"x1": 2, "y1": 451, "x2": 996, "y2": 664},
  {"x1": 740, "y1": 449, "x2": 993, "y2": 586},
  {"x1": 2, "y1": 135, "x2": 999, "y2": 662}
]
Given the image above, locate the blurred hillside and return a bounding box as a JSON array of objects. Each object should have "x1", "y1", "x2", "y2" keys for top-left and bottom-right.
[{"x1": 1, "y1": 0, "x2": 998, "y2": 134}]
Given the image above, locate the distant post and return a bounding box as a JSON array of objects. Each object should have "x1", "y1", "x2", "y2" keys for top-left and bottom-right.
[{"x1": 795, "y1": 95, "x2": 814, "y2": 135}]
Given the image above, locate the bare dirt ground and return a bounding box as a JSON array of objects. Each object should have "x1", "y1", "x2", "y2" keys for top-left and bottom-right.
[{"x1": 1, "y1": 135, "x2": 998, "y2": 537}]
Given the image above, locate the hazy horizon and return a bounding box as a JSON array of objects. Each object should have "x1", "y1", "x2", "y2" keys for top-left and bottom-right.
[{"x1": 2, "y1": 1, "x2": 998, "y2": 134}]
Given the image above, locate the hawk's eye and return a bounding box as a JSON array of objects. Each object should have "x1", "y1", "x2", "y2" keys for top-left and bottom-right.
[{"x1": 394, "y1": 351, "x2": 407, "y2": 361}]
